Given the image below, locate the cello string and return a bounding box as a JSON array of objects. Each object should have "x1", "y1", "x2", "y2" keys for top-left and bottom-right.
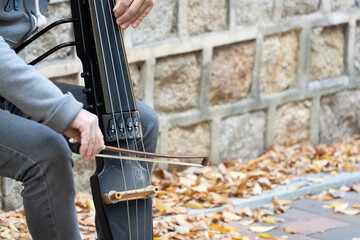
[
  {"x1": 102, "y1": 0, "x2": 150, "y2": 238},
  {"x1": 92, "y1": 0, "x2": 132, "y2": 237},
  {"x1": 110, "y1": 2, "x2": 152, "y2": 238}
]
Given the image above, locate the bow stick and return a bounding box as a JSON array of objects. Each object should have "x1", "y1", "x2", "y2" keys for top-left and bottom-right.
[{"x1": 69, "y1": 138, "x2": 209, "y2": 167}]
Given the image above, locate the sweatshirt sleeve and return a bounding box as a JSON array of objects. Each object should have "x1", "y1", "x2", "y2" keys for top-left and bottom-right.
[{"x1": 0, "y1": 36, "x2": 83, "y2": 133}]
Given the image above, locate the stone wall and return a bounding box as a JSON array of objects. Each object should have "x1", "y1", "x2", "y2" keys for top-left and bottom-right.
[{"x1": 2, "y1": 0, "x2": 360, "y2": 209}]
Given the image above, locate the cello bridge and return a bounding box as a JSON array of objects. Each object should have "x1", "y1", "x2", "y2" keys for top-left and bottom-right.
[{"x1": 103, "y1": 185, "x2": 159, "y2": 204}]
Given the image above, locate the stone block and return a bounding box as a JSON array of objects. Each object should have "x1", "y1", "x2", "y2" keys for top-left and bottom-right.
[
  {"x1": 1, "y1": 181, "x2": 23, "y2": 211},
  {"x1": 168, "y1": 122, "x2": 210, "y2": 169},
  {"x1": 72, "y1": 154, "x2": 95, "y2": 193},
  {"x1": 273, "y1": 101, "x2": 312, "y2": 145},
  {"x1": 209, "y1": 41, "x2": 255, "y2": 105},
  {"x1": 236, "y1": 0, "x2": 273, "y2": 26},
  {"x1": 154, "y1": 53, "x2": 201, "y2": 113},
  {"x1": 261, "y1": 31, "x2": 299, "y2": 94},
  {"x1": 50, "y1": 73, "x2": 79, "y2": 85},
  {"x1": 319, "y1": 90, "x2": 360, "y2": 144},
  {"x1": 18, "y1": 1, "x2": 74, "y2": 64},
  {"x1": 130, "y1": 0, "x2": 177, "y2": 46},
  {"x1": 219, "y1": 111, "x2": 266, "y2": 163},
  {"x1": 187, "y1": 0, "x2": 228, "y2": 36},
  {"x1": 283, "y1": 0, "x2": 320, "y2": 17},
  {"x1": 331, "y1": 0, "x2": 356, "y2": 11},
  {"x1": 355, "y1": 22, "x2": 360, "y2": 76},
  {"x1": 129, "y1": 62, "x2": 145, "y2": 102},
  {"x1": 309, "y1": 25, "x2": 345, "y2": 81}
]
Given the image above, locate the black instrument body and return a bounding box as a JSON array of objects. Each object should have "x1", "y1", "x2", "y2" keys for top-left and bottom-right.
[{"x1": 70, "y1": 0, "x2": 153, "y2": 239}]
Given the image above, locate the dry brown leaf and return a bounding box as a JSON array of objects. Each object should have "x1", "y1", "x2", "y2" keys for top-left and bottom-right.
[
  {"x1": 312, "y1": 192, "x2": 334, "y2": 201},
  {"x1": 343, "y1": 165, "x2": 359, "y2": 172},
  {"x1": 222, "y1": 211, "x2": 242, "y2": 222},
  {"x1": 184, "y1": 201, "x2": 204, "y2": 209},
  {"x1": 352, "y1": 183, "x2": 360, "y2": 192},
  {"x1": 283, "y1": 226, "x2": 296, "y2": 234},
  {"x1": 353, "y1": 204, "x2": 360, "y2": 209}
]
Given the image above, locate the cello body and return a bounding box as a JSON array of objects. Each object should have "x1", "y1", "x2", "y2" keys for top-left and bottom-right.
[{"x1": 70, "y1": 0, "x2": 153, "y2": 239}]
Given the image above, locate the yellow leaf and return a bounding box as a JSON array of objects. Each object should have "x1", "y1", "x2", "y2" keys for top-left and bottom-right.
[
  {"x1": 257, "y1": 234, "x2": 281, "y2": 240},
  {"x1": 87, "y1": 198, "x2": 95, "y2": 211},
  {"x1": 317, "y1": 229, "x2": 324, "y2": 233},
  {"x1": 230, "y1": 236, "x2": 242, "y2": 240},
  {"x1": 208, "y1": 231, "x2": 215, "y2": 238},
  {"x1": 330, "y1": 171, "x2": 337, "y2": 175},
  {"x1": 166, "y1": 187, "x2": 176, "y2": 193},
  {"x1": 184, "y1": 201, "x2": 204, "y2": 209},
  {"x1": 343, "y1": 165, "x2": 359, "y2": 172},
  {"x1": 262, "y1": 216, "x2": 275, "y2": 224},
  {"x1": 283, "y1": 226, "x2": 295, "y2": 234},
  {"x1": 353, "y1": 204, "x2": 360, "y2": 209},
  {"x1": 184, "y1": 232, "x2": 197, "y2": 236},
  {"x1": 153, "y1": 238, "x2": 166, "y2": 240},
  {"x1": 8, "y1": 223, "x2": 19, "y2": 232},
  {"x1": 249, "y1": 226, "x2": 276, "y2": 233},
  {"x1": 155, "y1": 206, "x2": 165, "y2": 212},
  {"x1": 224, "y1": 226, "x2": 240, "y2": 232},
  {"x1": 0, "y1": 230, "x2": 13, "y2": 239},
  {"x1": 242, "y1": 236, "x2": 250, "y2": 240},
  {"x1": 210, "y1": 224, "x2": 227, "y2": 233}
]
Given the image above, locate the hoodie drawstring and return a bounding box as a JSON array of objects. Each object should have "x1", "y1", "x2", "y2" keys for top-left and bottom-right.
[
  {"x1": 4, "y1": 0, "x2": 19, "y2": 12},
  {"x1": 35, "y1": 0, "x2": 46, "y2": 28},
  {"x1": 4, "y1": 0, "x2": 46, "y2": 28}
]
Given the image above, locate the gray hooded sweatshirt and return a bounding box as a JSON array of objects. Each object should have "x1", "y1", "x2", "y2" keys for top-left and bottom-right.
[{"x1": 0, "y1": 0, "x2": 83, "y2": 133}]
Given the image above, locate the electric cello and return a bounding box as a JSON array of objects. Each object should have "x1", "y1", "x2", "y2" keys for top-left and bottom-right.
[{"x1": 16, "y1": 0, "x2": 208, "y2": 239}]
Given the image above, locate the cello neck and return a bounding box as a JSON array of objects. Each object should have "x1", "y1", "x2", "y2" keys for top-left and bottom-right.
[{"x1": 88, "y1": 0, "x2": 137, "y2": 113}]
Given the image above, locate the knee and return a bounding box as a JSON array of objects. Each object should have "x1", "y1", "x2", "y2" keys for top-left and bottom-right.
[
  {"x1": 141, "y1": 107, "x2": 159, "y2": 140},
  {"x1": 33, "y1": 130, "x2": 73, "y2": 169}
]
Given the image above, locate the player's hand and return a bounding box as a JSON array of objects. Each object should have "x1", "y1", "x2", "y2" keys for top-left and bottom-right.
[
  {"x1": 64, "y1": 109, "x2": 104, "y2": 161},
  {"x1": 113, "y1": 0, "x2": 155, "y2": 29}
]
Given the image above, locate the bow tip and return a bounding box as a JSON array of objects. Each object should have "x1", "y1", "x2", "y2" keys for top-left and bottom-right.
[{"x1": 201, "y1": 157, "x2": 210, "y2": 167}]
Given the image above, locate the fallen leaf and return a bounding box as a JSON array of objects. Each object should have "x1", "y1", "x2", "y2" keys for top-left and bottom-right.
[
  {"x1": 307, "y1": 177, "x2": 326, "y2": 183},
  {"x1": 283, "y1": 226, "x2": 295, "y2": 234},
  {"x1": 352, "y1": 183, "x2": 360, "y2": 192},
  {"x1": 184, "y1": 201, "x2": 204, "y2": 209},
  {"x1": 343, "y1": 165, "x2": 359, "y2": 172},
  {"x1": 222, "y1": 211, "x2": 242, "y2": 222},
  {"x1": 353, "y1": 204, "x2": 360, "y2": 209},
  {"x1": 257, "y1": 234, "x2": 284, "y2": 240},
  {"x1": 210, "y1": 224, "x2": 227, "y2": 233},
  {"x1": 249, "y1": 226, "x2": 276, "y2": 233},
  {"x1": 337, "y1": 209, "x2": 359, "y2": 215}
]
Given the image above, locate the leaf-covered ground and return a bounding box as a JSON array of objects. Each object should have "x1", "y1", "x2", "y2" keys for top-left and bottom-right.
[{"x1": 1, "y1": 137, "x2": 360, "y2": 239}]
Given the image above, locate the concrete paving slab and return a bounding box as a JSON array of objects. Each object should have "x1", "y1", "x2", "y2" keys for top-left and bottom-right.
[
  {"x1": 291, "y1": 199, "x2": 334, "y2": 216},
  {"x1": 342, "y1": 191, "x2": 360, "y2": 202},
  {"x1": 327, "y1": 212, "x2": 360, "y2": 226},
  {"x1": 277, "y1": 208, "x2": 319, "y2": 221},
  {"x1": 308, "y1": 225, "x2": 360, "y2": 240},
  {"x1": 281, "y1": 216, "x2": 349, "y2": 235}
]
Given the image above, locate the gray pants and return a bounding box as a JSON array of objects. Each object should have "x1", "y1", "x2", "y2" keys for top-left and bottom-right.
[{"x1": 0, "y1": 83, "x2": 159, "y2": 240}]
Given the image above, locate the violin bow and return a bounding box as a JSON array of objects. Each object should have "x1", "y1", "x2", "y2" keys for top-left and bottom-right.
[{"x1": 69, "y1": 138, "x2": 209, "y2": 167}]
